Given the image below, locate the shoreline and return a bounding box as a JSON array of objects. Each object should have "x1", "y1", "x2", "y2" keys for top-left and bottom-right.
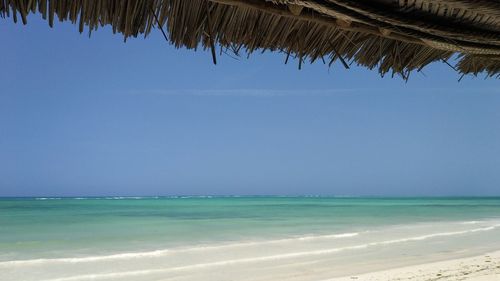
[
  {"x1": 2, "y1": 198, "x2": 500, "y2": 281},
  {"x1": 328, "y1": 250, "x2": 500, "y2": 281}
]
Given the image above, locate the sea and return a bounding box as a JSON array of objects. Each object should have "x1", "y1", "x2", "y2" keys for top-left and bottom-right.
[{"x1": 1, "y1": 196, "x2": 500, "y2": 280}]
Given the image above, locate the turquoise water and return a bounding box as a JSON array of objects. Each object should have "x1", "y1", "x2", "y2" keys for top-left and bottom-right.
[{"x1": 1, "y1": 197, "x2": 500, "y2": 262}]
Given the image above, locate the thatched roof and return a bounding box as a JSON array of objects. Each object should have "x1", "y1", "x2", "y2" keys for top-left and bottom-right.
[{"x1": 2, "y1": 0, "x2": 500, "y2": 79}]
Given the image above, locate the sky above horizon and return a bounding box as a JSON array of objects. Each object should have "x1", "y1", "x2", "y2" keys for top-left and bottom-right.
[{"x1": 1, "y1": 15, "x2": 500, "y2": 197}]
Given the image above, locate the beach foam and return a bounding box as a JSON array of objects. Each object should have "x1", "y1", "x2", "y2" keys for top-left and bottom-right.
[
  {"x1": 0, "y1": 232, "x2": 361, "y2": 266},
  {"x1": 2, "y1": 223, "x2": 499, "y2": 268}
]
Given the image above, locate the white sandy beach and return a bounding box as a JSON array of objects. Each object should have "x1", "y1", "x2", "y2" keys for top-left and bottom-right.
[{"x1": 330, "y1": 250, "x2": 500, "y2": 281}]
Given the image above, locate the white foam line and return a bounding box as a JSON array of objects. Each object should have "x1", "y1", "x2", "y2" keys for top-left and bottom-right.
[
  {"x1": 21, "y1": 225, "x2": 500, "y2": 281},
  {"x1": 460, "y1": 221, "x2": 483, "y2": 225},
  {"x1": 37, "y1": 245, "x2": 371, "y2": 281},
  {"x1": 4, "y1": 223, "x2": 500, "y2": 268},
  {"x1": 374, "y1": 225, "x2": 499, "y2": 245},
  {"x1": 0, "y1": 233, "x2": 360, "y2": 266}
]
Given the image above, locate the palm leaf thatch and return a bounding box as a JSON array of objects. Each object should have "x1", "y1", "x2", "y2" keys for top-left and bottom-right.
[{"x1": 1, "y1": 0, "x2": 500, "y2": 79}]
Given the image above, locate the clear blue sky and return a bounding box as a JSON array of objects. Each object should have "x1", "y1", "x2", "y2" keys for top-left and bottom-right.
[{"x1": 1, "y1": 15, "x2": 499, "y2": 197}]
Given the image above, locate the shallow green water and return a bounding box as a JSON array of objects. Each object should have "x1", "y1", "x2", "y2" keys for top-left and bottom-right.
[{"x1": 1, "y1": 197, "x2": 500, "y2": 261}]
